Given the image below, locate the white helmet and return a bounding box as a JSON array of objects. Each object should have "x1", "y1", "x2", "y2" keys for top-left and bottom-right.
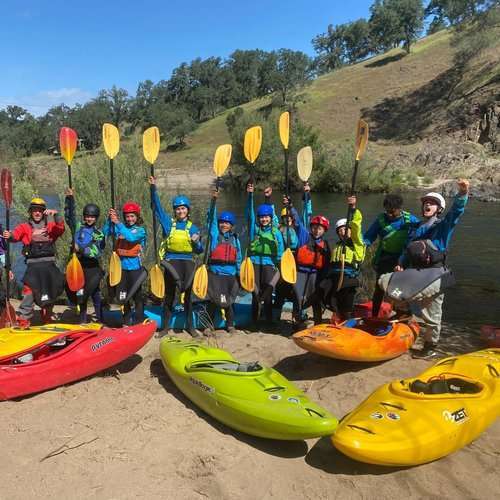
[
  {"x1": 335, "y1": 218, "x2": 347, "y2": 229},
  {"x1": 421, "y1": 192, "x2": 446, "y2": 211}
]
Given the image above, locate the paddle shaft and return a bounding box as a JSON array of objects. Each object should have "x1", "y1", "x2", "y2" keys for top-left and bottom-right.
[
  {"x1": 149, "y1": 164, "x2": 159, "y2": 259},
  {"x1": 66, "y1": 163, "x2": 77, "y2": 253},
  {"x1": 283, "y1": 147, "x2": 292, "y2": 249},
  {"x1": 203, "y1": 178, "x2": 221, "y2": 265},
  {"x1": 4, "y1": 204, "x2": 10, "y2": 301},
  {"x1": 110, "y1": 158, "x2": 116, "y2": 246}
]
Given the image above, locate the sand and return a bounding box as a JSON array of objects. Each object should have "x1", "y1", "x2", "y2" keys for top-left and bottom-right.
[{"x1": 1, "y1": 307, "x2": 499, "y2": 500}]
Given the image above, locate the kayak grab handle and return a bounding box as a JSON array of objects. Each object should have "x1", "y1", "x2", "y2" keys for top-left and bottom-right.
[
  {"x1": 487, "y1": 364, "x2": 499, "y2": 377},
  {"x1": 264, "y1": 386, "x2": 286, "y2": 392},
  {"x1": 380, "y1": 401, "x2": 406, "y2": 411},
  {"x1": 347, "y1": 424, "x2": 375, "y2": 435},
  {"x1": 306, "y1": 408, "x2": 325, "y2": 418}
]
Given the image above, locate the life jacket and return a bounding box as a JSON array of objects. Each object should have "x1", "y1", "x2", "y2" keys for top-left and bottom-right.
[
  {"x1": 115, "y1": 237, "x2": 141, "y2": 257},
  {"x1": 377, "y1": 211, "x2": 412, "y2": 254},
  {"x1": 23, "y1": 222, "x2": 56, "y2": 259},
  {"x1": 296, "y1": 239, "x2": 329, "y2": 270},
  {"x1": 209, "y1": 233, "x2": 238, "y2": 265},
  {"x1": 159, "y1": 220, "x2": 193, "y2": 258},
  {"x1": 75, "y1": 224, "x2": 104, "y2": 257},
  {"x1": 249, "y1": 227, "x2": 280, "y2": 257},
  {"x1": 331, "y1": 240, "x2": 362, "y2": 271}
]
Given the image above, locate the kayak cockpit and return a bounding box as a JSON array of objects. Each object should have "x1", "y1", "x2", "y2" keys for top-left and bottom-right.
[{"x1": 186, "y1": 360, "x2": 263, "y2": 373}]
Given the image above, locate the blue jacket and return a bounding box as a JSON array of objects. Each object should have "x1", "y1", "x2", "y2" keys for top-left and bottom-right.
[
  {"x1": 245, "y1": 193, "x2": 284, "y2": 267},
  {"x1": 151, "y1": 186, "x2": 203, "y2": 260},
  {"x1": 206, "y1": 206, "x2": 242, "y2": 276},
  {"x1": 400, "y1": 194, "x2": 468, "y2": 266},
  {"x1": 103, "y1": 220, "x2": 146, "y2": 271}
]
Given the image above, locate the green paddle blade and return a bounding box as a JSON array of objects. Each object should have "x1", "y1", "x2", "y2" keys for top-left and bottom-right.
[
  {"x1": 280, "y1": 248, "x2": 297, "y2": 284},
  {"x1": 150, "y1": 263, "x2": 165, "y2": 299},
  {"x1": 192, "y1": 264, "x2": 209, "y2": 299}
]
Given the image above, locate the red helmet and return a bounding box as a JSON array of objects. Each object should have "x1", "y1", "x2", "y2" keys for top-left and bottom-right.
[
  {"x1": 310, "y1": 215, "x2": 330, "y2": 231},
  {"x1": 122, "y1": 201, "x2": 141, "y2": 215}
]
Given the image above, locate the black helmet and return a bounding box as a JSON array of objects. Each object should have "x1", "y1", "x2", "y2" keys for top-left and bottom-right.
[{"x1": 83, "y1": 203, "x2": 100, "y2": 218}]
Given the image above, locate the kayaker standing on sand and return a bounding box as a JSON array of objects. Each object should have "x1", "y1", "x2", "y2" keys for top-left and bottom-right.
[
  {"x1": 203, "y1": 189, "x2": 242, "y2": 334},
  {"x1": 64, "y1": 188, "x2": 106, "y2": 323},
  {"x1": 149, "y1": 176, "x2": 203, "y2": 338},
  {"x1": 246, "y1": 182, "x2": 284, "y2": 326},
  {"x1": 3, "y1": 197, "x2": 65, "y2": 327},
  {"x1": 103, "y1": 201, "x2": 147, "y2": 326},
  {"x1": 363, "y1": 194, "x2": 419, "y2": 317},
  {"x1": 391, "y1": 179, "x2": 470, "y2": 359},
  {"x1": 321, "y1": 195, "x2": 365, "y2": 322}
]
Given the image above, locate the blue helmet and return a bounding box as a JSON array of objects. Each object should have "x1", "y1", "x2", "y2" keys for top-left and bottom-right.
[
  {"x1": 257, "y1": 204, "x2": 273, "y2": 217},
  {"x1": 172, "y1": 195, "x2": 190, "y2": 209},
  {"x1": 218, "y1": 211, "x2": 236, "y2": 226}
]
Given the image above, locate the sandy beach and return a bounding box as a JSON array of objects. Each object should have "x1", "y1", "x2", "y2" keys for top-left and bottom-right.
[{"x1": 1, "y1": 306, "x2": 499, "y2": 500}]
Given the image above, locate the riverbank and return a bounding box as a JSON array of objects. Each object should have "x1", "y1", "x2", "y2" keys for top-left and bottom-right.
[{"x1": 1, "y1": 303, "x2": 498, "y2": 499}]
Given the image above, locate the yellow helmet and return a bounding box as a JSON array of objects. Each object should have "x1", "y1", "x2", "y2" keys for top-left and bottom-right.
[{"x1": 29, "y1": 197, "x2": 47, "y2": 211}]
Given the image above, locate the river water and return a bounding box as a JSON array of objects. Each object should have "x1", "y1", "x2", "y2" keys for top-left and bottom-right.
[{"x1": 4, "y1": 191, "x2": 499, "y2": 330}]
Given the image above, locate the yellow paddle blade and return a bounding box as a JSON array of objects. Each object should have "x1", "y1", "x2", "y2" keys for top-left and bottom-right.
[
  {"x1": 213, "y1": 144, "x2": 232, "y2": 178},
  {"x1": 192, "y1": 264, "x2": 209, "y2": 299},
  {"x1": 243, "y1": 126, "x2": 262, "y2": 164},
  {"x1": 279, "y1": 111, "x2": 290, "y2": 150},
  {"x1": 297, "y1": 146, "x2": 313, "y2": 182},
  {"x1": 280, "y1": 248, "x2": 297, "y2": 284},
  {"x1": 66, "y1": 253, "x2": 85, "y2": 292},
  {"x1": 355, "y1": 119, "x2": 369, "y2": 161},
  {"x1": 240, "y1": 257, "x2": 255, "y2": 292},
  {"x1": 150, "y1": 263, "x2": 165, "y2": 299},
  {"x1": 109, "y1": 251, "x2": 122, "y2": 286},
  {"x1": 143, "y1": 126, "x2": 160, "y2": 164},
  {"x1": 102, "y1": 123, "x2": 120, "y2": 159}
]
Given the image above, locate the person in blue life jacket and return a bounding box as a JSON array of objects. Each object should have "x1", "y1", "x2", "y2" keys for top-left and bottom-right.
[
  {"x1": 64, "y1": 188, "x2": 105, "y2": 323},
  {"x1": 204, "y1": 189, "x2": 242, "y2": 334},
  {"x1": 246, "y1": 182, "x2": 285, "y2": 326},
  {"x1": 364, "y1": 194, "x2": 419, "y2": 317},
  {"x1": 320, "y1": 196, "x2": 365, "y2": 323},
  {"x1": 149, "y1": 176, "x2": 203, "y2": 338},
  {"x1": 103, "y1": 201, "x2": 147, "y2": 326},
  {"x1": 394, "y1": 179, "x2": 470, "y2": 360}
]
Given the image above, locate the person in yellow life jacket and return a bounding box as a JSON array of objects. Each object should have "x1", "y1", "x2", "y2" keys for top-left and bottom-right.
[
  {"x1": 149, "y1": 176, "x2": 203, "y2": 337},
  {"x1": 103, "y1": 202, "x2": 147, "y2": 325},
  {"x1": 322, "y1": 196, "x2": 366, "y2": 322},
  {"x1": 245, "y1": 183, "x2": 285, "y2": 326}
]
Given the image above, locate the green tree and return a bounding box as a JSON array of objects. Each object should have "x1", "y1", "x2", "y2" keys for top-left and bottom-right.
[
  {"x1": 312, "y1": 24, "x2": 347, "y2": 73},
  {"x1": 393, "y1": 0, "x2": 425, "y2": 52}
]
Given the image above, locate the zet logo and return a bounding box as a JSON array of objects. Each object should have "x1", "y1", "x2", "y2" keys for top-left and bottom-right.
[{"x1": 443, "y1": 408, "x2": 468, "y2": 424}]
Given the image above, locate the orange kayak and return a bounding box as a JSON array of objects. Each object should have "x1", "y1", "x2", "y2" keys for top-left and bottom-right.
[{"x1": 292, "y1": 318, "x2": 419, "y2": 362}]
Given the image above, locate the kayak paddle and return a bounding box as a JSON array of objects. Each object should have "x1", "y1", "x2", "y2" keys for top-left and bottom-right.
[
  {"x1": 240, "y1": 126, "x2": 262, "y2": 293},
  {"x1": 102, "y1": 123, "x2": 122, "y2": 287},
  {"x1": 336, "y1": 119, "x2": 369, "y2": 291},
  {"x1": 60, "y1": 127, "x2": 85, "y2": 292},
  {"x1": 192, "y1": 144, "x2": 232, "y2": 299},
  {"x1": 279, "y1": 111, "x2": 296, "y2": 285},
  {"x1": 143, "y1": 126, "x2": 165, "y2": 299},
  {"x1": 0, "y1": 168, "x2": 16, "y2": 327}
]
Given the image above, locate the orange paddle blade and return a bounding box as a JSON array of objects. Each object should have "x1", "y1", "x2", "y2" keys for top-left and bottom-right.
[
  {"x1": 66, "y1": 253, "x2": 85, "y2": 292},
  {"x1": 1, "y1": 168, "x2": 12, "y2": 208},
  {"x1": 59, "y1": 127, "x2": 78, "y2": 165}
]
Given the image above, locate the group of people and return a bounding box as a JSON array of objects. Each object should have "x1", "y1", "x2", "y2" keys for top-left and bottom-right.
[{"x1": 1, "y1": 174, "x2": 470, "y2": 360}]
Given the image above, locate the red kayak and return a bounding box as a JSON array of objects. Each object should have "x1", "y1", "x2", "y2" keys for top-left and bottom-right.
[{"x1": 0, "y1": 321, "x2": 156, "y2": 400}]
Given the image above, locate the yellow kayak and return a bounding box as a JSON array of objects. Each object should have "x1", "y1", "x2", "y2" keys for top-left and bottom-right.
[
  {"x1": 332, "y1": 349, "x2": 500, "y2": 466},
  {"x1": 0, "y1": 323, "x2": 102, "y2": 359}
]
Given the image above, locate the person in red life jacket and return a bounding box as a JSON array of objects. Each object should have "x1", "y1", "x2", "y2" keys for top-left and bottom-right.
[
  {"x1": 103, "y1": 201, "x2": 147, "y2": 325},
  {"x1": 3, "y1": 197, "x2": 65, "y2": 328},
  {"x1": 149, "y1": 176, "x2": 203, "y2": 338},
  {"x1": 321, "y1": 196, "x2": 366, "y2": 322},
  {"x1": 204, "y1": 189, "x2": 242, "y2": 334},
  {"x1": 291, "y1": 209, "x2": 331, "y2": 328}
]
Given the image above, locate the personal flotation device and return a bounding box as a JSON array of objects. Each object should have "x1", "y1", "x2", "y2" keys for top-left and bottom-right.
[
  {"x1": 377, "y1": 211, "x2": 412, "y2": 254},
  {"x1": 249, "y1": 227, "x2": 280, "y2": 257},
  {"x1": 115, "y1": 237, "x2": 142, "y2": 257},
  {"x1": 23, "y1": 222, "x2": 56, "y2": 259},
  {"x1": 159, "y1": 220, "x2": 193, "y2": 258},
  {"x1": 209, "y1": 233, "x2": 238, "y2": 265},
  {"x1": 296, "y1": 239, "x2": 329, "y2": 270},
  {"x1": 75, "y1": 224, "x2": 104, "y2": 258}
]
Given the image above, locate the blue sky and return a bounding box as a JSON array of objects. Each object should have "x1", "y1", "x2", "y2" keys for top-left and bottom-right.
[{"x1": 0, "y1": 0, "x2": 374, "y2": 115}]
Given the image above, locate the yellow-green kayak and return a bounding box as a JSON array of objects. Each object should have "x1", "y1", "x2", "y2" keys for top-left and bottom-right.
[
  {"x1": 159, "y1": 337, "x2": 338, "y2": 440},
  {"x1": 0, "y1": 323, "x2": 102, "y2": 359}
]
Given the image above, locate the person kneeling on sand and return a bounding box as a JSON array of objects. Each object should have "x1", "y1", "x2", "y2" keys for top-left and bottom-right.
[{"x1": 379, "y1": 179, "x2": 470, "y2": 360}]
